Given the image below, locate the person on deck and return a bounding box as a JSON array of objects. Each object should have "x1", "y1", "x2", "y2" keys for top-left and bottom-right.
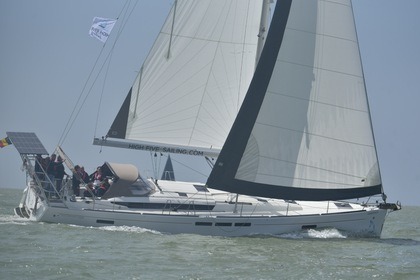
[
  {"x1": 95, "y1": 180, "x2": 111, "y2": 197},
  {"x1": 44, "y1": 155, "x2": 56, "y2": 196},
  {"x1": 72, "y1": 165, "x2": 82, "y2": 196},
  {"x1": 90, "y1": 166, "x2": 103, "y2": 187},
  {"x1": 79, "y1": 166, "x2": 89, "y2": 183},
  {"x1": 34, "y1": 154, "x2": 45, "y2": 181},
  {"x1": 55, "y1": 156, "x2": 68, "y2": 193},
  {"x1": 46, "y1": 154, "x2": 57, "y2": 182}
]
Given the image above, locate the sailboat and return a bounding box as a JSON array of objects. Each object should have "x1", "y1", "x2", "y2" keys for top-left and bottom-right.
[{"x1": 12, "y1": 0, "x2": 400, "y2": 237}]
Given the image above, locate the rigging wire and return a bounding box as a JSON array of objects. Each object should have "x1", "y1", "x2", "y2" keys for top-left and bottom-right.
[
  {"x1": 57, "y1": 42, "x2": 106, "y2": 147},
  {"x1": 57, "y1": 0, "x2": 139, "y2": 147},
  {"x1": 150, "y1": 152, "x2": 162, "y2": 179},
  {"x1": 94, "y1": 0, "x2": 137, "y2": 139},
  {"x1": 162, "y1": 153, "x2": 211, "y2": 179},
  {"x1": 94, "y1": 50, "x2": 113, "y2": 142}
]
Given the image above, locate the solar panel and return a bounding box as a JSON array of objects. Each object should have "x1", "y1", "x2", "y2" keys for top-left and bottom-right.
[{"x1": 6, "y1": 132, "x2": 49, "y2": 155}]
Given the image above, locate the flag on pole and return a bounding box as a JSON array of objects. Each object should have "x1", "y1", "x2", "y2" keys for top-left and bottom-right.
[
  {"x1": 89, "y1": 17, "x2": 117, "y2": 43},
  {"x1": 0, "y1": 137, "x2": 12, "y2": 148}
]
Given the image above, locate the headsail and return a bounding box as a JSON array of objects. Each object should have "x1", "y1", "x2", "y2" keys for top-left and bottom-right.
[
  {"x1": 161, "y1": 155, "x2": 175, "y2": 181},
  {"x1": 97, "y1": 0, "x2": 264, "y2": 157},
  {"x1": 207, "y1": 0, "x2": 382, "y2": 201}
]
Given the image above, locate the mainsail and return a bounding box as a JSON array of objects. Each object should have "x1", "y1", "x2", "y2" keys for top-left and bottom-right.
[
  {"x1": 97, "y1": 0, "x2": 264, "y2": 157},
  {"x1": 207, "y1": 0, "x2": 383, "y2": 201}
]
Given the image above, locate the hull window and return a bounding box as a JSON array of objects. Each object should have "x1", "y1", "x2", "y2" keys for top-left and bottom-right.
[
  {"x1": 97, "y1": 219, "x2": 115, "y2": 225},
  {"x1": 302, "y1": 225, "x2": 317, "y2": 230},
  {"x1": 215, "y1": 222, "x2": 232, "y2": 227},
  {"x1": 234, "y1": 223, "x2": 251, "y2": 227},
  {"x1": 195, "y1": 222, "x2": 212, "y2": 226}
]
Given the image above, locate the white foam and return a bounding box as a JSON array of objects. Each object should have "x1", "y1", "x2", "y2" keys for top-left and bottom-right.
[
  {"x1": 279, "y1": 228, "x2": 347, "y2": 239},
  {"x1": 98, "y1": 225, "x2": 162, "y2": 235},
  {"x1": 0, "y1": 214, "x2": 31, "y2": 225},
  {"x1": 306, "y1": 228, "x2": 347, "y2": 239}
]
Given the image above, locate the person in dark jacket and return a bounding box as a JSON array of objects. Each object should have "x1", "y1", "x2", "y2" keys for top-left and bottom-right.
[
  {"x1": 34, "y1": 154, "x2": 45, "y2": 181},
  {"x1": 55, "y1": 156, "x2": 68, "y2": 192},
  {"x1": 72, "y1": 165, "x2": 82, "y2": 196},
  {"x1": 79, "y1": 166, "x2": 90, "y2": 183}
]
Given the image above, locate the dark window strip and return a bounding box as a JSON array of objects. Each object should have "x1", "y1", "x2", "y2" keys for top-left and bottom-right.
[
  {"x1": 195, "y1": 222, "x2": 212, "y2": 226},
  {"x1": 234, "y1": 223, "x2": 251, "y2": 227},
  {"x1": 302, "y1": 225, "x2": 317, "y2": 230},
  {"x1": 97, "y1": 219, "x2": 114, "y2": 225},
  {"x1": 215, "y1": 223, "x2": 232, "y2": 227}
]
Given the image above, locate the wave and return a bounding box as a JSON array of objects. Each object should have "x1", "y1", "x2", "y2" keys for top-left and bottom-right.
[
  {"x1": 97, "y1": 225, "x2": 163, "y2": 235},
  {"x1": 0, "y1": 214, "x2": 32, "y2": 225},
  {"x1": 279, "y1": 228, "x2": 347, "y2": 239}
]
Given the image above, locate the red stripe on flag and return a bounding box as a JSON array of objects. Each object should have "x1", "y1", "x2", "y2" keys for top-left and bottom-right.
[{"x1": 0, "y1": 137, "x2": 11, "y2": 148}]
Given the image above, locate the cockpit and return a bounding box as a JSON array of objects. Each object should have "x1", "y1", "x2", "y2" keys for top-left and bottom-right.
[{"x1": 99, "y1": 162, "x2": 155, "y2": 199}]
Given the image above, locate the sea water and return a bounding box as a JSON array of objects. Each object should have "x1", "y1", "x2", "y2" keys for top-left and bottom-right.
[{"x1": 1, "y1": 188, "x2": 419, "y2": 280}]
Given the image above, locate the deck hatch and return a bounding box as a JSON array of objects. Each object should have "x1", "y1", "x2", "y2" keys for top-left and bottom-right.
[{"x1": 194, "y1": 185, "x2": 209, "y2": 192}]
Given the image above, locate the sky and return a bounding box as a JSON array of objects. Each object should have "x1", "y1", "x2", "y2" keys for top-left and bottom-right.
[{"x1": 0, "y1": 0, "x2": 419, "y2": 206}]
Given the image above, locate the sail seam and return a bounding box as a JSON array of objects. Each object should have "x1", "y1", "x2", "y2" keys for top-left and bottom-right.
[
  {"x1": 276, "y1": 59, "x2": 363, "y2": 79},
  {"x1": 159, "y1": 32, "x2": 259, "y2": 46},
  {"x1": 136, "y1": 95, "x2": 196, "y2": 123},
  {"x1": 188, "y1": 0, "x2": 245, "y2": 147},
  {"x1": 255, "y1": 122, "x2": 375, "y2": 148},
  {"x1": 286, "y1": 26, "x2": 357, "y2": 45},
  {"x1": 237, "y1": 0, "x2": 252, "y2": 112},
  {"x1": 266, "y1": 90, "x2": 368, "y2": 113},
  {"x1": 322, "y1": 0, "x2": 350, "y2": 8},
  {"x1": 256, "y1": 156, "x2": 367, "y2": 180},
  {"x1": 194, "y1": 102, "x2": 231, "y2": 143},
  {"x1": 136, "y1": 58, "x2": 211, "y2": 116},
  {"x1": 253, "y1": 172, "x2": 366, "y2": 188}
]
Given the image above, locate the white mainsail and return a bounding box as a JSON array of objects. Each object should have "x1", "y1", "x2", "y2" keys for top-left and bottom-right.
[
  {"x1": 207, "y1": 0, "x2": 382, "y2": 200},
  {"x1": 100, "y1": 0, "x2": 264, "y2": 157}
]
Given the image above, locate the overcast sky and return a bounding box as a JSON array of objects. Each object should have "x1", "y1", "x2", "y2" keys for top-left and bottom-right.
[{"x1": 1, "y1": 0, "x2": 419, "y2": 206}]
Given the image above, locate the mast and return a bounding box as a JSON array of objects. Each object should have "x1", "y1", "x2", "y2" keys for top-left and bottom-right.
[
  {"x1": 166, "y1": 0, "x2": 178, "y2": 59},
  {"x1": 255, "y1": 0, "x2": 271, "y2": 67}
]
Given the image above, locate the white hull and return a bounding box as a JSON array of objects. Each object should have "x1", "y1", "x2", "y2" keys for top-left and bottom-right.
[{"x1": 16, "y1": 180, "x2": 390, "y2": 237}]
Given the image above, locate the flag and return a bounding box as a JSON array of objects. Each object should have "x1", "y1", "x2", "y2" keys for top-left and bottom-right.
[
  {"x1": 89, "y1": 17, "x2": 117, "y2": 43},
  {"x1": 0, "y1": 137, "x2": 12, "y2": 148}
]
